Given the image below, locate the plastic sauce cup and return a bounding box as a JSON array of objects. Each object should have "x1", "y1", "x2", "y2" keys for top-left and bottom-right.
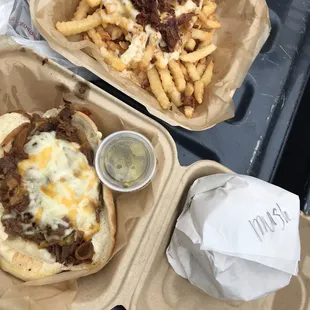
[{"x1": 95, "y1": 131, "x2": 156, "y2": 192}]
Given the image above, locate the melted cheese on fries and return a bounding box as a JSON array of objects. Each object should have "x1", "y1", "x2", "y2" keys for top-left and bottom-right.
[
  {"x1": 104, "y1": 0, "x2": 199, "y2": 68},
  {"x1": 175, "y1": 0, "x2": 199, "y2": 16},
  {"x1": 18, "y1": 131, "x2": 100, "y2": 240},
  {"x1": 104, "y1": 0, "x2": 139, "y2": 19}
]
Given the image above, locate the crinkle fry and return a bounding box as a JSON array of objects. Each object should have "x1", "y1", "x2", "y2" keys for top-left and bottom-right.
[
  {"x1": 202, "y1": 2, "x2": 217, "y2": 17},
  {"x1": 168, "y1": 60, "x2": 186, "y2": 93},
  {"x1": 184, "y1": 82, "x2": 194, "y2": 97},
  {"x1": 88, "y1": 28, "x2": 105, "y2": 47},
  {"x1": 102, "y1": 0, "x2": 125, "y2": 14},
  {"x1": 86, "y1": 0, "x2": 102, "y2": 7},
  {"x1": 158, "y1": 68, "x2": 182, "y2": 107},
  {"x1": 184, "y1": 62, "x2": 200, "y2": 82},
  {"x1": 196, "y1": 8, "x2": 221, "y2": 29},
  {"x1": 201, "y1": 60, "x2": 214, "y2": 86},
  {"x1": 184, "y1": 106, "x2": 195, "y2": 118},
  {"x1": 72, "y1": 5, "x2": 107, "y2": 50},
  {"x1": 56, "y1": 11, "x2": 102, "y2": 36},
  {"x1": 196, "y1": 9, "x2": 210, "y2": 27},
  {"x1": 89, "y1": 28, "x2": 124, "y2": 63},
  {"x1": 198, "y1": 30, "x2": 215, "y2": 48},
  {"x1": 154, "y1": 51, "x2": 168, "y2": 69},
  {"x1": 209, "y1": 13, "x2": 217, "y2": 21},
  {"x1": 100, "y1": 10, "x2": 142, "y2": 34},
  {"x1": 204, "y1": 14, "x2": 222, "y2": 29},
  {"x1": 179, "y1": 63, "x2": 189, "y2": 81},
  {"x1": 194, "y1": 60, "x2": 214, "y2": 104},
  {"x1": 147, "y1": 67, "x2": 171, "y2": 110},
  {"x1": 185, "y1": 38, "x2": 196, "y2": 51},
  {"x1": 100, "y1": 46, "x2": 126, "y2": 71},
  {"x1": 194, "y1": 80, "x2": 204, "y2": 104},
  {"x1": 169, "y1": 91, "x2": 182, "y2": 107},
  {"x1": 180, "y1": 44, "x2": 217, "y2": 62},
  {"x1": 139, "y1": 44, "x2": 156, "y2": 71},
  {"x1": 72, "y1": 0, "x2": 91, "y2": 21},
  {"x1": 192, "y1": 29, "x2": 213, "y2": 41},
  {"x1": 197, "y1": 61, "x2": 207, "y2": 77}
]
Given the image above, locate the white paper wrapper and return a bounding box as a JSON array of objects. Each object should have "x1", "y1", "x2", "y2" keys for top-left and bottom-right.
[{"x1": 166, "y1": 174, "x2": 301, "y2": 301}]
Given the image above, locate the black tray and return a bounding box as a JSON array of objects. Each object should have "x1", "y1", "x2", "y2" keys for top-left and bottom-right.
[{"x1": 92, "y1": 0, "x2": 310, "y2": 308}]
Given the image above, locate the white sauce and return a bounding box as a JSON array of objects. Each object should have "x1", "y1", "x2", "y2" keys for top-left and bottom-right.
[
  {"x1": 109, "y1": 0, "x2": 199, "y2": 73},
  {"x1": 175, "y1": 0, "x2": 199, "y2": 16},
  {"x1": 103, "y1": 0, "x2": 139, "y2": 19},
  {"x1": 121, "y1": 32, "x2": 148, "y2": 65}
]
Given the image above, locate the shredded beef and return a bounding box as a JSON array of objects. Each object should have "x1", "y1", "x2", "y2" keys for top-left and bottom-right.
[
  {"x1": 59, "y1": 104, "x2": 75, "y2": 122},
  {"x1": 159, "y1": 18, "x2": 180, "y2": 52},
  {"x1": 8, "y1": 193, "x2": 30, "y2": 212},
  {"x1": 0, "y1": 145, "x2": 29, "y2": 213},
  {"x1": 141, "y1": 78, "x2": 150, "y2": 89},
  {"x1": 133, "y1": 0, "x2": 161, "y2": 29},
  {"x1": 0, "y1": 147, "x2": 28, "y2": 172},
  {"x1": 136, "y1": 12, "x2": 149, "y2": 27},
  {"x1": 131, "y1": 0, "x2": 152, "y2": 12},
  {"x1": 22, "y1": 212, "x2": 33, "y2": 223},
  {"x1": 2, "y1": 216, "x2": 24, "y2": 236},
  {"x1": 132, "y1": 0, "x2": 174, "y2": 14},
  {"x1": 178, "y1": 0, "x2": 200, "y2": 5},
  {"x1": 136, "y1": 11, "x2": 161, "y2": 29},
  {"x1": 55, "y1": 122, "x2": 80, "y2": 144},
  {"x1": 2, "y1": 211, "x2": 34, "y2": 237},
  {"x1": 158, "y1": 0, "x2": 174, "y2": 13},
  {"x1": 47, "y1": 231, "x2": 94, "y2": 265},
  {"x1": 176, "y1": 12, "x2": 196, "y2": 25},
  {"x1": 0, "y1": 156, "x2": 17, "y2": 176},
  {"x1": 45, "y1": 223, "x2": 67, "y2": 240},
  {"x1": 133, "y1": 0, "x2": 196, "y2": 51},
  {"x1": 36, "y1": 118, "x2": 59, "y2": 133},
  {"x1": 182, "y1": 94, "x2": 198, "y2": 108},
  {"x1": 11, "y1": 147, "x2": 28, "y2": 162}
]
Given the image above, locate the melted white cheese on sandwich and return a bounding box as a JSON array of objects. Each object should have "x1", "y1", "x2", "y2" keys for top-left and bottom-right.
[{"x1": 18, "y1": 131, "x2": 100, "y2": 240}]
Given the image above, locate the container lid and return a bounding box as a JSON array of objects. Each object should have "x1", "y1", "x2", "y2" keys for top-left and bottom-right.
[{"x1": 95, "y1": 131, "x2": 156, "y2": 192}]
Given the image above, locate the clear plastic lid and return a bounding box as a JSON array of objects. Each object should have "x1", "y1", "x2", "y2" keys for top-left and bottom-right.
[{"x1": 95, "y1": 131, "x2": 156, "y2": 192}]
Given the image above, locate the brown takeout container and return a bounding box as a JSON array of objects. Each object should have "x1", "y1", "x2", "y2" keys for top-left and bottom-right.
[
  {"x1": 0, "y1": 36, "x2": 309, "y2": 310},
  {"x1": 30, "y1": 0, "x2": 271, "y2": 131}
]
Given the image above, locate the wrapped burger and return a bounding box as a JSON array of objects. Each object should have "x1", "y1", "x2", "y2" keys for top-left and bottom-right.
[{"x1": 166, "y1": 174, "x2": 301, "y2": 301}]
